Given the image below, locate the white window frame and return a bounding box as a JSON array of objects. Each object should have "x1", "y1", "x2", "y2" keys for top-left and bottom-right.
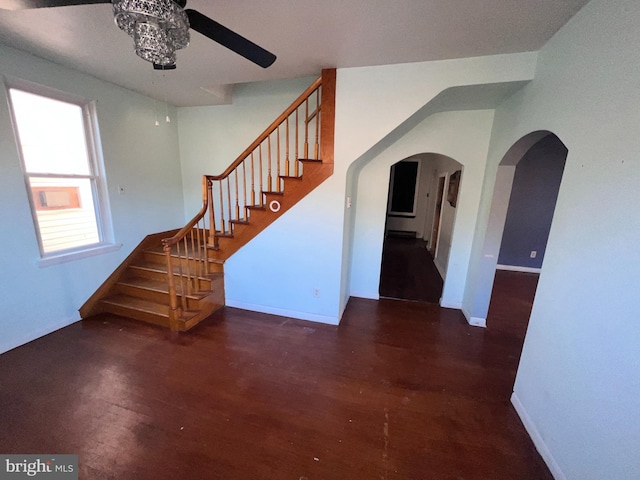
[{"x1": 6, "y1": 77, "x2": 119, "y2": 267}]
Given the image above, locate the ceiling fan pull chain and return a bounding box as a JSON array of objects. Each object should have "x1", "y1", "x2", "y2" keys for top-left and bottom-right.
[{"x1": 162, "y1": 72, "x2": 170, "y2": 123}]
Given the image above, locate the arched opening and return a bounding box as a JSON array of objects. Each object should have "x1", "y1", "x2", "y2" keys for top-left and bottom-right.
[
  {"x1": 489, "y1": 134, "x2": 567, "y2": 339},
  {"x1": 379, "y1": 153, "x2": 463, "y2": 303},
  {"x1": 469, "y1": 131, "x2": 567, "y2": 344}
]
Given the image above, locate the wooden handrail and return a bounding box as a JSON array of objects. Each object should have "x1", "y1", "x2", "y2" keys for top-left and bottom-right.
[
  {"x1": 207, "y1": 76, "x2": 323, "y2": 182},
  {"x1": 162, "y1": 176, "x2": 209, "y2": 247}
]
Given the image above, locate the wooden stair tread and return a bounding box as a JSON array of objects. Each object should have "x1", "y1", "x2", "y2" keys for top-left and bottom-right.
[
  {"x1": 100, "y1": 294, "x2": 200, "y2": 326},
  {"x1": 262, "y1": 190, "x2": 284, "y2": 195},
  {"x1": 144, "y1": 244, "x2": 208, "y2": 257},
  {"x1": 118, "y1": 276, "x2": 212, "y2": 299},
  {"x1": 101, "y1": 294, "x2": 169, "y2": 317},
  {"x1": 280, "y1": 175, "x2": 303, "y2": 180},
  {"x1": 129, "y1": 262, "x2": 221, "y2": 279},
  {"x1": 141, "y1": 247, "x2": 224, "y2": 271}
]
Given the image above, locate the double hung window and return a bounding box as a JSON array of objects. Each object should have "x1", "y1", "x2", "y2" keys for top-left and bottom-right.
[{"x1": 8, "y1": 83, "x2": 115, "y2": 265}]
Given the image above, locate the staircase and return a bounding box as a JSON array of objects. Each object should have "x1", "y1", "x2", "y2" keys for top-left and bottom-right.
[{"x1": 80, "y1": 69, "x2": 336, "y2": 332}]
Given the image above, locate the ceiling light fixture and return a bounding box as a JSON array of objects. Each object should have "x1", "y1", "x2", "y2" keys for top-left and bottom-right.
[{"x1": 112, "y1": 0, "x2": 189, "y2": 67}]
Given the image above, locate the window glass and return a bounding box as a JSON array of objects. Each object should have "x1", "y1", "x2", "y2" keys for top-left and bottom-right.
[{"x1": 10, "y1": 89, "x2": 90, "y2": 175}]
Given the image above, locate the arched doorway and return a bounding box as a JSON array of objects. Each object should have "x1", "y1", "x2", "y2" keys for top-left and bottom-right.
[
  {"x1": 379, "y1": 153, "x2": 463, "y2": 304},
  {"x1": 488, "y1": 134, "x2": 567, "y2": 340},
  {"x1": 466, "y1": 131, "x2": 568, "y2": 331}
]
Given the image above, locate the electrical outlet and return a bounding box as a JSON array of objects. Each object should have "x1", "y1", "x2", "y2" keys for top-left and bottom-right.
[
  {"x1": 313, "y1": 289, "x2": 320, "y2": 298},
  {"x1": 530, "y1": 250, "x2": 537, "y2": 258}
]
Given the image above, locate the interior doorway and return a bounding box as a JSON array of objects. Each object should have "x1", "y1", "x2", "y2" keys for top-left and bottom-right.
[
  {"x1": 488, "y1": 133, "x2": 567, "y2": 329},
  {"x1": 379, "y1": 154, "x2": 463, "y2": 304}
]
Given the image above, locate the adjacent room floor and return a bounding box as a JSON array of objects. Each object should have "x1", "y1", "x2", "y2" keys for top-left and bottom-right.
[
  {"x1": 0, "y1": 271, "x2": 548, "y2": 479},
  {"x1": 379, "y1": 236, "x2": 444, "y2": 304}
]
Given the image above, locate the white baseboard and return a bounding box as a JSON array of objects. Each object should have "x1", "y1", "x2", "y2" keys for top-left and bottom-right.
[
  {"x1": 0, "y1": 315, "x2": 81, "y2": 355},
  {"x1": 440, "y1": 299, "x2": 462, "y2": 309},
  {"x1": 349, "y1": 291, "x2": 380, "y2": 301},
  {"x1": 511, "y1": 392, "x2": 566, "y2": 480},
  {"x1": 497, "y1": 264, "x2": 541, "y2": 274},
  {"x1": 462, "y1": 307, "x2": 486, "y2": 328},
  {"x1": 225, "y1": 300, "x2": 340, "y2": 326}
]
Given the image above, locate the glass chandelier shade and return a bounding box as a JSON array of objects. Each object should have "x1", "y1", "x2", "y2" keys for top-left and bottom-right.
[{"x1": 112, "y1": 0, "x2": 190, "y2": 66}]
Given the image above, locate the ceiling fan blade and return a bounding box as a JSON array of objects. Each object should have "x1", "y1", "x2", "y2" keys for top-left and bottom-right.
[
  {"x1": 0, "y1": 0, "x2": 108, "y2": 9},
  {"x1": 185, "y1": 9, "x2": 276, "y2": 68}
]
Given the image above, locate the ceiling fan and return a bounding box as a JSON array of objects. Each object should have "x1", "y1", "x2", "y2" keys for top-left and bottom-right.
[{"x1": 0, "y1": 0, "x2": 277, "y2": 70}]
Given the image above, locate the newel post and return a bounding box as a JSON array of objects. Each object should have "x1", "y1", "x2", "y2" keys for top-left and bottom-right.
[
  {"x1": 163, "y1": 241, "x2": 181, "y2": 331},
  {"x1": 205, "y1": 176, "x2": 218, "y2": 249},
  {"x1": 320, "y1": 68, "x2": 336, "y2": 166}
]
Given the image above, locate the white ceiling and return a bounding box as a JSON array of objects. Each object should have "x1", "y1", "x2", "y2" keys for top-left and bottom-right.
[{"x1": 0, "y1": 0, "x2": 589, "y2": 107}]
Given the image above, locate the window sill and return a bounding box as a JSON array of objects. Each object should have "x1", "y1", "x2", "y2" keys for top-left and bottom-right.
[{"x1": 38, "y1": 243, "x2": 122, "y2": 268}]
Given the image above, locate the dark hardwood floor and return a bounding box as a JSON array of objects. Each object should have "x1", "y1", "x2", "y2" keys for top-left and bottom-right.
[
  {"x1": 379, "y1": 236, "x2": 444, "y2": 304},
  {"x1": 487, "y1": 270, "x2": 540, "y2": 357},
  {"x1": 0, "y1": 272, "x2": 549, "y2": 480}
]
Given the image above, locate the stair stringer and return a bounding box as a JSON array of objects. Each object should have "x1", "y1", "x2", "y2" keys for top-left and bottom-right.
[{"x1": 208, "y1": 160, "x2": 333, "y2": 262}]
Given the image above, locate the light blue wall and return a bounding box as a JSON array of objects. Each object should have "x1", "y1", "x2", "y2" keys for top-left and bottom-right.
[
  {"x1": 0, "y1": 45, "x2": 184, "y2": 353},
  {"x1": 463, "y1": 0, "x2": 640, "y2": 478},
  {"x1": 336, "y1": 55, "x2": 537, "y2": 317},
  {"x1": 347, "y1": 110, "x2": 495, "y2": 308}
]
